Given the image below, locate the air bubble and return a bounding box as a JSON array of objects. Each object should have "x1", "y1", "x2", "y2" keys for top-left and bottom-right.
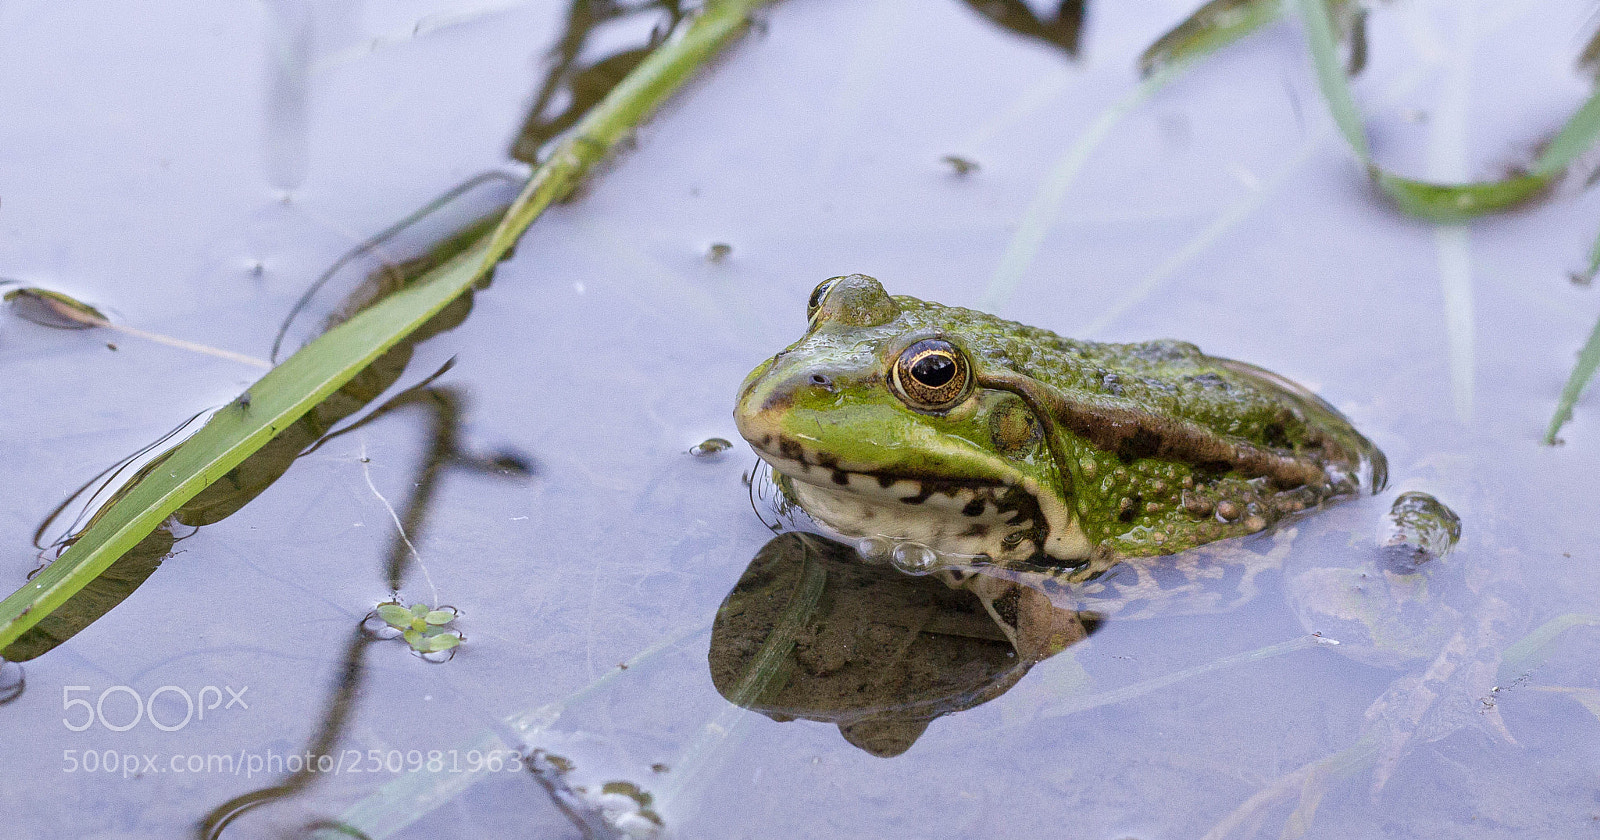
[
  {"x1": 856, "y1": 536, "x2": 893, "y2": 562},
  {"x1": 889, "y1": 542, "x2": 938, "y2": 575}
]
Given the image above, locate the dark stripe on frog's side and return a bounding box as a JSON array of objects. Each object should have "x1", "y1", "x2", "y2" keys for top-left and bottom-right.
[
  {"x1": 975, "y1": 367, "x2": 1366, "y2": 493},
  {"x1": 900, "y1": 484, "x2": 936, "y2": 505},
  {"x1": 813, "y1": 452, "x2": 852, "y2": 486},
  {"x1": 777, "y1": 438, "x2": 813, "y2": 474}
]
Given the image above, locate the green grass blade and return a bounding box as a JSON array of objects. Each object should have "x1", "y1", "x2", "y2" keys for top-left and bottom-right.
[
  {"x1": 1374, "y1": 170, "x2": 1552, "y2": 223},
  {"x1": 1544, "y1": 315, "x2": 1600, "y2": 445},
  {"x1": 1584, "y1": 222, "x2": 1600, "y2": 281},
  {"x1": 1532, "y1": 86, "x2": 1600, "y2": 177},
  {"x1": 0, "y1": 0, "x2": 776, "y2": 657},
  {"x1": 1293, "y1": 0, "x2": 1600, "y2": 221},
  {"x1": 1293, "y1": 0, "x2": 1369, "y2": 158},
  {"x1": 0, "y1": 238, "x2": 494, "y2": 655}
]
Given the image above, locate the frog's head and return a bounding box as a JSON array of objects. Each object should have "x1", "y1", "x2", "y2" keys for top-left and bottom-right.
[{"x1": 734, "y1": 275, "x2": 1088, "y2": 565}]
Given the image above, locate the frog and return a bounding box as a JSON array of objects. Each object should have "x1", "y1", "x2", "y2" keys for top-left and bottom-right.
[
  {"x1": 728, "y1": 278, "x2": 1548, "y2": 818},
  {"x1": 733, "y1": 273, "x2": 1388, "y2": 585}
]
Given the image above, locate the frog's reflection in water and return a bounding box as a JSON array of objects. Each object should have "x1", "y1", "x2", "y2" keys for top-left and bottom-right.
[{"x1": 708, "y1": 533, "x2": 1098, "y2": 757}]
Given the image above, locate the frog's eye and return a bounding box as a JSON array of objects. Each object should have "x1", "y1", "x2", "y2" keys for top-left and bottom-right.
[
  {"x1": 806, "y1": 277, "x2": 841, "y2": 323},
  {"x1": 892, "y1": 339, "x2": 972, "y2": 411}
]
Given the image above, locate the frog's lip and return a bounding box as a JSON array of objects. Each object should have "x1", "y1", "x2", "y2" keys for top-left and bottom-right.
[{"x1": 742, "y1": 432, "x2": 1003, "y2": 497}]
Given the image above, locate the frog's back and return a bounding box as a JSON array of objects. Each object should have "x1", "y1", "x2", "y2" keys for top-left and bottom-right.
[{"x1": 893, "y1": 295, "x2": 1386, "y2": 494}]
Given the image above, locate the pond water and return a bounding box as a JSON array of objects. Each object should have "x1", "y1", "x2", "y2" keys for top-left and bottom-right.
[{"x1": 2, "y1": 0, "x2": 1599, "y2": 837}]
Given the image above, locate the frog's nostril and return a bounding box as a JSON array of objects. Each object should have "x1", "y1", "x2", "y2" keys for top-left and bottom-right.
[{"x1": 809, "y1": 373, "x2": 836, "y2": 392}]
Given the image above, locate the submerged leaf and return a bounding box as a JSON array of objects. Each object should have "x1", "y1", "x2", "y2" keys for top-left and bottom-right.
[
  {"x1": 510, "y1": 0, "x2": 687, "y2": 163},
  {"x1": 960, "y1": 0, "x2": 1085, "y2": 59}
]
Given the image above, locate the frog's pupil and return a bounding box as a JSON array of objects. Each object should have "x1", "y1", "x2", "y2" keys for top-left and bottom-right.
[{"x1": 911, "y1": 354, "x2": 955, "y2": 387}]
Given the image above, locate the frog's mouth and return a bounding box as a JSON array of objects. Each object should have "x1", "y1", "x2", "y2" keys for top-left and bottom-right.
[{"x1": 744, "y1": 432, "x2": 1090, "y2": 565}]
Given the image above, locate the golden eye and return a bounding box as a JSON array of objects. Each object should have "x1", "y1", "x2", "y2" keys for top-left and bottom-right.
[
  {"x1": 806, "y1": 277, "x2": 841, "y2": 323},
  {"x1": 892, "y1": 339, "x2": 972, "y2": 411}
]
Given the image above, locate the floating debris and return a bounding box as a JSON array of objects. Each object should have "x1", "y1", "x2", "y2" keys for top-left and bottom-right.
[
  {"x1": 941, "y1": 155, "x2": 980, "y2": 176},
  {"x1": 3, "y1": 285, "x2": 272, "y2": 367},
  {"x1": 527, "y1": 750, "x2": 666, "y2": 840},
  {"x1": 689, "y1": 437, "x2": 732, "y2": 457}
]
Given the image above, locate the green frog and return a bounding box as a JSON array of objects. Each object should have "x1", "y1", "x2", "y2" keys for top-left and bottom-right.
[{"x1": 734, "y1": 274, "x2": 1387, "y2": 583}]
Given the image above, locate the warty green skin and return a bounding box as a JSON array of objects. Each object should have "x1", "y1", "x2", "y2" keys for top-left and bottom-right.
[{"x1": 734, "y1": 275, "x2": 1387, "y2": 581}]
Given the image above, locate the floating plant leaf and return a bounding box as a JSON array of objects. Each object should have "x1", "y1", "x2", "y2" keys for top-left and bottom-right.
[
  {"x1": 0, "y1": 238, "x2": 496, "y2": 660},
  {"x1": 376, "y1": 603, "x2": 414, "y2": 628},
  {"x1": 1372, "y1": 170, "x2": 1552, "y2": 223},
  {"x1": 3, "y1": 287, "x2": 109, "y2": 329},
  {"x1": 941, "y1": 154, "x2": 980, "y2": 176},
  {"x1": 420, "y1": 632, "x2": 461, "y2": 653},
  {"x1": 689, "y1": 437, "x2": 732, "y2": 456}
]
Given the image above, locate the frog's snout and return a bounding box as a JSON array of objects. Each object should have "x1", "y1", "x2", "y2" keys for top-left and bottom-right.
[{"x1": 733, "y1": 363, "x2": 840, "y2": 450}]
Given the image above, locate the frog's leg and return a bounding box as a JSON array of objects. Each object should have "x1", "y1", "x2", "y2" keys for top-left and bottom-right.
[
  {"x1": 1361, "y1": 591, "x2": 1520, "y2": 795},
  {"x1": 939, "y1": 570, "x2": 1093, "y2": 662}
]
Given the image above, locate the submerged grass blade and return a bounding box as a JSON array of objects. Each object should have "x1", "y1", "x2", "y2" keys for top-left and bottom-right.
[
  {"x1": 1138, "y1": 0, "x2": 1285, "y2": 78},
  {"x1": 1528, "y1": 686, "x2": 1600, "y2": 722},
  {"x1": 1497, "y1": 613, "x2": 1600, "y2": 681},
  {"x1": 319, "y1": 622, "x2": 710, "y2": 840},
  {"x1": 1544, "y1": 316, "x2": 1600, "y2": 444},
  {"x1": 0, "y1": 0, "x2": 777, "y2": 656},
  {"x1": 982, "y1": 0, "x2": 1291, "y2": 311},
  {"x1": 1293, "y1": 0, "x2": 1600, "y2": 221},
  {"x1": 1293, "y1": 0, "x2": 1367, "y2": 158},
  {"x1": 1584, "y1": 222, "x2": 1600, "y2": 281}
]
